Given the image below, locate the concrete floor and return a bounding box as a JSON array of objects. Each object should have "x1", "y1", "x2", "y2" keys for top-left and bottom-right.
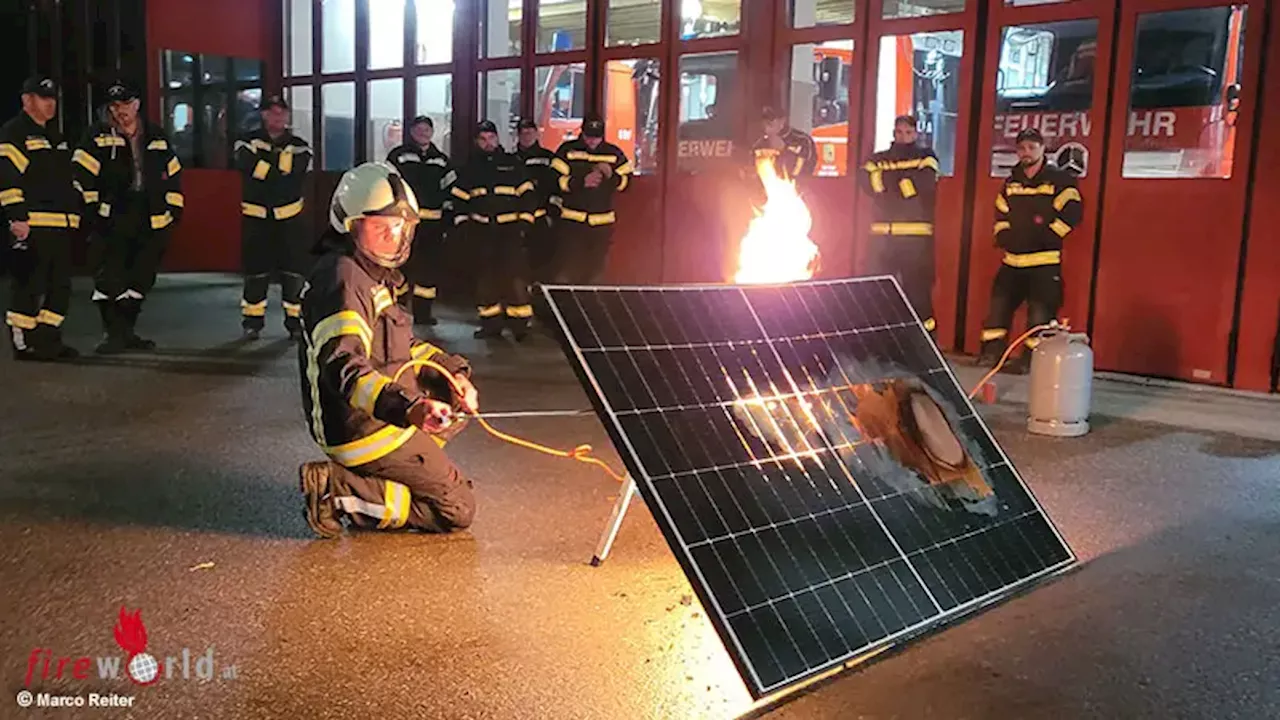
[{"x1": 3, "y1": 274, "x2": 1280, "y2": 720}]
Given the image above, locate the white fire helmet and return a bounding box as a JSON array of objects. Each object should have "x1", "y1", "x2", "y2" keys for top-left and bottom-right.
[{"x1": 328, "y1": 161, "x2": 420, "y2": 268}]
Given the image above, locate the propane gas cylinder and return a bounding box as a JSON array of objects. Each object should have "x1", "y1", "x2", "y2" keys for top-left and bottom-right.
[{"x1": 1027, "y1": 325, "x2": 1093, "y2": 437}]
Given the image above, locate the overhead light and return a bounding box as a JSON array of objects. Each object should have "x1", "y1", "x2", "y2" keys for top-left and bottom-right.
[{"x1": 682, "y1": 0, "x2": 702, "y2": 21}]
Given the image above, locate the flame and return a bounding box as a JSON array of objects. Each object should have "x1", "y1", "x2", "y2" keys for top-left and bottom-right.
[
  {"x1": 733, "y1": 157, "x2": 820, "y2": 284},
  {"x1": 113, "y1": 606, "x2": 149, "y2": 655}
]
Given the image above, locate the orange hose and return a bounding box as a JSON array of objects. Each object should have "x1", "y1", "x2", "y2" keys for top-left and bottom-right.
[
  {"x1": 967, "y1": 323, "x2": 1055, "y2": 399},
  {"x1": 393, "y1": 358, "x2": 627, "y2": 483}
]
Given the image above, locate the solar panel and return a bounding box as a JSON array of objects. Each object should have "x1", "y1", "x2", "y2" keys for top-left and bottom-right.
[{"x1": 536, "y1": 277, "x2": 1076, "y2": 701}]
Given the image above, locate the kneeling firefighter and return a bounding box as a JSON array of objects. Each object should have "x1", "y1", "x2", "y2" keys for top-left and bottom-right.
[{"x1": 297, "y1": 162, "x2": 481, "y2": 538}]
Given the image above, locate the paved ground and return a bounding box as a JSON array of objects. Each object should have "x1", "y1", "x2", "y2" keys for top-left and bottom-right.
[{"x1": 3, "y1": 274, "x2": 1280, "y2": 720}]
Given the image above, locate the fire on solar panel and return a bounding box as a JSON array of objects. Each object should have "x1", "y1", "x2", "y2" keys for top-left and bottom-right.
[{"x1": 535, "y1": 277, "x2": 1076, "y2": 706}]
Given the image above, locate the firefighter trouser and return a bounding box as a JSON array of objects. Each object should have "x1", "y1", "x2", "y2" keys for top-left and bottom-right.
[
  {"x1": 525, "y1": 214, "x2": 556, "y2": 284},
  {"x1": 473, "y1": 223, "x2": 533, "y2": 333},
  {"x1": 241, "y1": 215, "x2": 309, "y2": 332},
  {"x1": 980, "y1": 263, "x2": 1062, "y2": 356},
  {"x1": 863, "y1": 232, "x2": 936, "y2": 333},
  {"x1": 406, "y1": 221, "x2": 445, "y2": 321},
  {"x1": 91, "y1": 194, "x2": 171, "y2": 338},
  {"x1": 552, "y1": 222, "x2": 613, "y2": 285},
  {"x1": 6, "y1": 227, "x2": 73, "y2": 352},
  {"x1": 327, "y1": 429, "x2": 476, "y2": 533}
]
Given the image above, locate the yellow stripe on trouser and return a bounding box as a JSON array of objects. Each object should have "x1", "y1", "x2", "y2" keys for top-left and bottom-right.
[
  {"x1": 923, "y1": 318, "x2": 936, "y2": 332},
  {"x1": 283, "y1": 302, "x2": 301, "y2": 318},
  {"x1": 324, "y1": 425, "x2": 418, "y2": 468},
  {"x1": 5, "y1": 311, "x2": 37, "y2": 330},
  {"x1": 478, "y1": 304, "x2": 502, "y2": 318},
  {"x1": 1003, "y1": 250, "x2": 1061, "y2": 268},
  {"x1": 37, "y1": 310, "x2": 65, "y2": 327},
  {"x1": 380, "y1": 480, "x2": 412, "y2": 529},
  {"x1": 506, "y1": 304, "x2": 533, "y2": 318},
  {"x1": 982, "y1": 329, "x2": 1008, "y2": 342},
  {"x1": 413, "y1": 286, "x2": 437, "y2": 299},
  {"x1": 241, "y1": 300, "x2": 267, "y2": 317}
]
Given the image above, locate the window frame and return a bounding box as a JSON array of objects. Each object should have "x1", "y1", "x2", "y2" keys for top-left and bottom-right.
[{"x1": 160, "y1": 51, "x2": 266, "y2": 170}]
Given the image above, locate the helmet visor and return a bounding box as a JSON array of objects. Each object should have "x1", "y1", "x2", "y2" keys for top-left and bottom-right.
[{"x1": 353, "y1": 215, "x2": 417, "y2": 268}]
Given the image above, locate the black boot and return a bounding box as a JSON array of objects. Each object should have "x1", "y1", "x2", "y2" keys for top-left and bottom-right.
[
  {"x1": 299, "y1": 461, "x2": 344, "y2": 539},
  {"x1": 118, "y1": 300, "x2": 156, "y2": 351},
  {"x1": 94, "y1": 301, "x2": 128, "y2": 355},
  {"x1": 473, "y1": 314, "x2": 504, "y2": 339},
  {"x1": 10, "y1": 324, "x2": 45, "y2": 361},
  {"x1": 413, "y1": 297, "x2": 438, "y2": 326},
  {"x1": 976, "y1": 340, "x2": 1005, "y2": 368},
  {"x1": 44, "y1": 326, "x2": 80, "y2": 360},
  {"x1": 508, "y1": 317, "x2": 531, "y2": 342}
]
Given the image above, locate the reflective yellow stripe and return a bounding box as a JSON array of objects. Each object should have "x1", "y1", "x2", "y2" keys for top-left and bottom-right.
[
  {"x1": 324, "y1": 425, "x2": 418, "y2": 468},
  {"x1": 82, "y1": 190, "x2": 99, "y2": 203},
  {"x1": 559, "y1": 175, "x2": 571, "y2": 192},
  {"x1": 567, "y1": 151, "x2": 619, "y2": 163},
  {"x1": 516, "y1": 180, "x2": 534, "y2": 195},
  {"x1": 899, "y1": 178, "x2": 917, "y2": 198},
  {"x1": 869, "y1": 169, "x2": 885, "y2": 193},
  {"x1": 251, "y1": 139, "x2": 272, "y2": 152},
  {"x1": 469, "y1": 213, "x2": 490, "y2": 223},
  {"x1": 450, "y1": 186, "x2": 471, "y2": 201},
  {"x1": 412, "y1": 285, "x2": 437, "y2": 299},
  {"x1": 1006, "y1": 183, "x2": 1055, "y2": 196},
  {"x1": 1025, "y1": 337, "x2": 1042, "y2": 350},
  {"x1": 283, "y1": 302, "x2": 302, "y2": 318},
  {"x1": 410, "y1": 342, "x2": 441, "y2": 359},
  {"x1": 25, "y1": 138, "x2": 52, "y2": 151},
  {"x1": 478, "y1": 304, "x2": 502, "y2": 318},
  {"x1": 1049, "y1": 219, "x2": 1072, "y2": 238},
  {"x1": 240, "y1": 299, "x2": 267, "y2": 317},
  {"x1": 68, "y1": 214, "x2": 80, "y2": 229},
  {"x1": 518, "y1": 212, "x2": 535, "y2": 223},
  {"x1": 279, "y1": 149, "x2": 294, "y2": 175},
  {"x1": 560, "y1": 208, "x2": 587, "y2": 222},
  {"x1": 588, "y1": 211, "x2": 616, "y2": 226},
  {"x1": 371, "y1": 286, "x2": 394, "y2": 317},
  {"x1": 994, "y1": 221, "x2": 1012, "y2": 234},
  {"x1": 167, "y1": 156, "x2": 182, "y2": 176},
  {"x1": 94, "y1": 135, "x2": 125, "y2": 148},
  {"x1": 617, "y1": 161, "x2": 633, "y2": 175},
  {"x1": 312, "y1": 310, "x2": 373, "y2": 355},
  {"x1": 470, "y1": 187, "x2": 488, "y2": 197},
  {"x1": 166, "y1": 192, "x2": 184, "y2": 207},
  {"x1": 921, "y1": 156, "x2": 940, "y2": 173},
  {"x1": 496, "y1": 212, "x2": 520, "y2": 223},
  {"x1": 27, "y1": 212, "x2": 73, "y2": 228},
  {"x1": 494, "y1": 185, "x2": 519, "y2": 196},
  {"x1": 1053, "y1": 187, "x2": 1082, "y2": 211},
  {"x1": 534, "y1": 208, "x2": 547, "y2": 218},
  {"x1": 274, "y1": 199, "x2": 304, "y2": 220},
  {"x1": 381, "y1": 480, "x2": 412, "y2": 529},
  {"x1": 550, "y1": 157, "x2": 571, "y2": 175},
  {"x1": 0, "y1": 188, "x2": 24, "y2": 206},
  {"x1": 252, "y1": 160, "x2": 271, "y2": 180},
  {"x1": 241, "y1": 202, "x2": 268, "y2": 218},
  {"x1": 418, "y1": 208, "x2": 442, "y2": 220},
  {"x1": 5, "y1": 311, "x2": 37, "y2": 329},
  {"x1": 98, "y1": 203, "x2": 111, "y2": 217},
  {"x1": 73, "y1": 149, "x2": 99, "y2": 176},
  {"x1": 617, "y1": 173, "x2": 630, "y2": 192},
  {"x1": 147, "y1": 139, "x2": 169, "y2": 151},
  {"x1": 352, "y1": 372, "x2": 393, "y2": 415},
  {"x1": 995, "y1": 193, "x2": 1010, "y2": 214},
  {"x1": 151, "y1": 211, "x2": 174, "y2": 230},
  {"x1": 1003, "y1": 250, "x2": 1061, "y2": 268},
  {"x1": 870, "y1": 222, "x2": 933, "y2": 236},
  {"x1": 981, "y1": 328, "x2": 1008, "y2": 342},
  {"x1": 36, "y1": 310, "x2": 65, "y2": 327},
  {"x1": 505, "y1": 304, "x2": 534, "y2": 318},
  {"x1": 922, "y1": 318, "x2": 936, "y2": 332},
  {"x1": 0, "y1": 144, "x2": 29, "y2": 173}
]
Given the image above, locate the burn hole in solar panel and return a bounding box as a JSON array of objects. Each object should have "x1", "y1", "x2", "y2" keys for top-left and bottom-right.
[{"x1": 537, "y1": 277, "x2": 1076, "y2": 700}]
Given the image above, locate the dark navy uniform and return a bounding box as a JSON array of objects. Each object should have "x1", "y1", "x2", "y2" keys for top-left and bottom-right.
[
  {"x1": 299, "y1": 236, "x2": 475, "y2": 532},
  {"x1": 549, "y1": 115, "x2": 632, "y2": 284},
  {"x1": 387, "y1": 127, "x2": 453, "y2": 323},
  {"x1": 860, "y1": 142, "x2": 941, "y2": 332},
  {"x1": 514, "y1": 120, "x2": 558, "y2": 284},
  {"x1": 1, "y1": 78, "x2": 82, "y2": 360},
  {"x1": 750, "y1": 125, "x2": 818, "y2": 180},
  {"x1": 235, "y1": 114, "x2": 312, "y2": 335}
]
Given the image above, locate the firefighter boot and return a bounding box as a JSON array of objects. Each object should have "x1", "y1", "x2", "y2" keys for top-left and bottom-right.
[
  {"x1": 10, "y1": 324, "x2": 48, "y2": 361},
  {"x1": 94, "y1": 300, "x2": 129, "y2": 355},
  {"x1": 473, "y1": 315, "x2": 504, "y2": 339},
  {"x1": 976, "y1": 340, "x2": 1006, "y2": 368},
  {"x1": 413, "y1": 296, "x2": 438, "y2": 326},
  {"x1": 118, "y1": 300, "x2": 156, "y2": 351},
  {"x1": 43, "y1": 326, "x2": 81, "y2": 361},
  {"x1": 299, "y1": 461, "x2": 344, "y2": 539},
  {"x1": 507, "y1": 316, "x2": 531, "y2": 343}
]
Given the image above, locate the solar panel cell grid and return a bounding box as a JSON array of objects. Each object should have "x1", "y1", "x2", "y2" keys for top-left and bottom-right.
[{"x1": 540, "y1": 277, "x2": 1075, "y2": 700}]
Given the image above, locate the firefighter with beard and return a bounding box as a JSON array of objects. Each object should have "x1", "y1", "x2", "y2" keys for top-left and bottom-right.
[
  {"x1": 386, "y1": 115, "x2": 452, "y2": 325},
  {"x1": 72, "y1": 80, "x2": 184, "y2": 354},
  {"x1": 513, "y1": 118, "x2": 557, "y2": 284},
  {"x1": 235, "y1": 95, "x2": 312, "y2": 341},
  {"x1": 1, "y1": 76, "x2": 81, "y2": 361},
  {"x1": 860, "y1": 115, "x2": 941, "y2": 334},
  {"x1": 549, "y1": 113, "x2": 632, "y2": 284},
  {"x1": 447, "y1": 120, "x2": 537, "y2": 340},
  {"x1": 978, "y1": 127, "x2": 1083, "y2": 373},
  {"x1": 297, "y1": 161, "x2": 480, "y2": 538}
]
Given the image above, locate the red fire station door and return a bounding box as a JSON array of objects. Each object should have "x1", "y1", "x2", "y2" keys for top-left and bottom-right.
[{"x1": 1092, "y1": 0, "x2": 1262, "y2": 384}]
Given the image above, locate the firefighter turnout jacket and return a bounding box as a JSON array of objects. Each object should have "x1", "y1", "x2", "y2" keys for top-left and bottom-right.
[
  {"x1": 994, "y1": 162, "x2": 1083, "y2": 267},
  {"x1": 448, "y1": 148, "x2": 537, "y2": 227},
  {"x1": 751, "y1": 127, "x2": 818, "y2": 179},
  {"x1": 0, "y1": 112, "x2": 81, "y2": 230},
  {"x1": 550, "y1": 138, "x2": 632, "y2": 227},
  {"x1": 236, "y1": 129, "x2": 311, "y2": 222},
  {"x1": 860, "y1": 143, "x2": 940, "y2": 237},
  {"x1": 72, "y1": 121, "x2": 184, "y2": 232},
  {"x1": 299, "y1": 243, "x2": 471, "y2": 468},
  {"x1": 387, "y1": 141, "x2": 452, "y2": 223},
  {"x1": 516, "y1": 142, "x2": 557, "y2": 222}
]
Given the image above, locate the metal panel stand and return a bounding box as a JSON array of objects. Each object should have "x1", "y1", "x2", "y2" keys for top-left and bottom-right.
[{"x1": 589, "y1": 474, "x2": 636, "y2": 567}]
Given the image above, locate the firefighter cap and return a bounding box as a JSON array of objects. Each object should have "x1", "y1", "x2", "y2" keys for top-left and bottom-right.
[
  {"x1": 262, "y1": 95, "x2": 290, "y2": 111},
  {"x1": 476, "y1": 119, "x2": 498, "y2": 135},
  {"x1": 21, "y1": 76, "x2": 58, "y2": 99},
  {"x1": 411, "y1": 115, "x2": 434, "y2": 129},
  {"x1": 1015, "y1": 127, "x2": 1045, "y2": 145},
  {"x1": 760, "y1": 105, "x2": 784, "y2": 121},
  {"x1": 106, "y1": 80, "x2": 140, "y2": 103},
  {"x1": 582, "y1": 114, "x2": 605, "y2": 137},
  {"x1": 516, "y1": 118, "x2": 538, "y2": 131}
]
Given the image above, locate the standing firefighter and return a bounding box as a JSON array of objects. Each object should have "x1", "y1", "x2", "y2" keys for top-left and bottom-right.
[
  {"x1": 297, "y1": 161, "x2": 480, "y2": 538},
  {"x1": 549, "y1": 113, "x2": 632, "y2": 284},
  {"x1": 448, "y1": 120, "x2": 537, "y2": 340},
  {"x1": 1, "y1": 76, "x2": 81, "y2": 361},
  {"x1": 979, "y1": 127, "x2": 1083, "y2": 373},
  {"x1": 513, "y1": 118, "x2": 557, "y2": 284},
  {"x1": 860, "y1": 115, "x2": 941, "y2": 334},
  {"x1": 73, "y1": 80, "x2": 184, "y2": 354},
  {"x1": 750, "y1": 106, "x2": 818, "y2": 180},
  {"x1": 386, "y1": 115, "x2": 452, "y2": 325},
  {"x1": 235, "y1": 95, "x2": 312, "y2": 340}
]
